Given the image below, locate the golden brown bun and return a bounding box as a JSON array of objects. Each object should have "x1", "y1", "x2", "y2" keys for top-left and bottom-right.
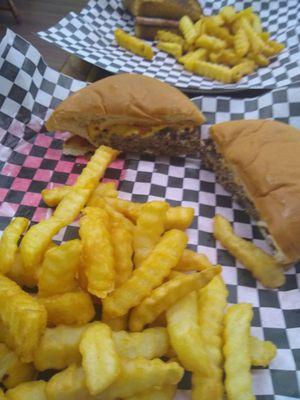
[
  {"x1": 46, "y1": 73, "x2": 205, "y2": 152},
  {"x1": 210, "y1": 119, "x2": 300, "y2": 264}
]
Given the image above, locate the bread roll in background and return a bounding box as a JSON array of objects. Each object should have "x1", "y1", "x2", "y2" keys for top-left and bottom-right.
[
  {"x1": 46, "y1": 73, "x2": 205, "y2": 156},
  {"x1": 201, "y1": 119, "x2": 300, "y2": 265}
]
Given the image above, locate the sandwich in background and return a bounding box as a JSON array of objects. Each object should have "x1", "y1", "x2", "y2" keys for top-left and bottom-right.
[
  {"x1": 201, "y1": 119, "x2": 300, "y2": 265},
  {"x1": 46, "y1": 73, "x2": 205, "y2": 156},
  {"x1": 123, "y1": 0, "x2": 202, "y2": 39}
]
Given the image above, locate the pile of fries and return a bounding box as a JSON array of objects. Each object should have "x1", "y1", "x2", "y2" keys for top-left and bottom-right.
[
  {"x1": 114, "y1": 6, "x2": 285, "y2": 83},
  {"x1": 0, "y1": 145, "x2": 278, "y2": 399}
]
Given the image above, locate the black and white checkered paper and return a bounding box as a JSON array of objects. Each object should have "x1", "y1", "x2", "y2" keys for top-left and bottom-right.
[
  {"x1": 0, "y1": 30, "x2": 299, "y2": 398},
  {"x1": 37, "y1": 0, "x2": 300, "y2": 91}
]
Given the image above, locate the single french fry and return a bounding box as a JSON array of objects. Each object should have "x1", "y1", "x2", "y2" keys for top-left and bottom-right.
[
  {"x1": 102, "y1": 230, "x2": 188, "y2": 318},
  {"x1": 7, "y1": 251, "x2": 39, "y2": 288},
  {"x1": 0, "y1": 217, "x2": 29, "y2": 274},
  {"x1": 38, "y1": 240, "x2": 81, "y2": 297},
  {"x1": 223, "y1": 303, "x2": 254, "y2": 400},
  {"x1": 220, "y1": 6, "x2": 237, "y2": 23},
  {"x1": 0, "y1": 274, "x2": 47, "y2": 362},
  {"x1": 111, "y1": 223, "x2": 133, "y2": 287},
  {"x1": 102, "y1": 314, "x2": 128, "y2": 331},
  {"x1": 34, "y1": 325, "x2": 86, "y2": 371},
  {"x1": 192, "y1": 61, "x2": 233, "y2": 83},
  {"x1": 79, "y1": 322, "x2": 121, "y2": 395},
  {"x1": 3, "y1": 353, "x2": 36, "y2": 390},
  {"x1": 192, "y1": 276, "x2": 228, "y2": 400},
  {"x1": 87, "y1": 182, "x2": 118, "y2": 206},
  {"x1": 178, "y1": 48, "x2": 207, "y2": 66},
  {"x1": 248, "y1": 52, "x2": 269, "y2": 67},
  {"x1": 80, "y1": 207, "x2": 115, "y2": 298},
  {"x1": 234, "y1": 28, "x2": 249, "y2": 57},
  {"x1": 21, "y1": 146, "x2": 118, "y2": 270},
  {"x1": 165, "y1": 206, "x2": 194, "y2": 230},
  {"x1": 157, "y1": 42, "x2": 183, "y2": 58},
  {"x1": 6, "y1": 381, "x2": 47, "y2": 400},
  {"x1": 231, "y1": 60, "x2": 255, "y2": 81},
  {"x1": 195, "y1": 34, "x2": 227, "y2": 50},
  {"x1": 133, "y1": 201, "x2": 169, "y2": 268},
  {"x1": 39, "y1": 291, "x2": 95, "y2": 327},
  {"x1": 113, "y1": 327, "x2": 169, "y2": 359},
  {"x1": 41, "y1": 186, "x2": 71, "y2": 207},
  {"x1": 105, "y1": 197, "x2": 142, "y2": 222},
  {"x1": 115, "y1": 28, "x2": 154, "y2": 60},
  {"x1": 46, "y1": 359, "x2": 183, "y2": 400},
  {"x1": 0, "y1": 389, "x2": 4, "y2": 399},
  {"x1": 251, "y1": 14, "x2": 262, "y2": 33},
  {"x1": 205, "y1": 21, "x2": 234, "y2": 45},
  {"x1": 166, "y1": 291, "x2": 213, "y2": 376},
  {"x1": 240, "y1": 17, "x2": 264, "y2": 54},
  {"x1": 175, "y1": 249, "x2": 213, "y2": 271},
  {"x1": 213, "y1": 214, "x2": 285, "y2": 287},
  {"x1": 129, "y1": 267, "x2": 221, "y2": 331},
  {"x1": 179, "y1": 16, "x2": 197, "y2": 45},
  {"x1": 210, "y1": 49, "x2": 242, "y2": 66},
  {"x1": 250, "y1": 336, "x2": 277, "y2": 367}
]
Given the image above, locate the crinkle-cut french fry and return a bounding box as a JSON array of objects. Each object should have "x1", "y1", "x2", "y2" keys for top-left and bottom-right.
[
  {"x1": 35, "y1": 325, "x2": 169, "y2": 371},
  {"x1": 104, "y1": 200, "x2": 135, "y2": 233},
  {"x1": 0, "y1": 274, "x2": 47, "y2": 362},
  {"x1": 46, "y1": 359, "x2": 183, "y2": 400},
  {"x1": 6, "y1": 381, "x2": 47, "y2": 400},
  {"x1": 193, "y1": 61, "x2": 233, "y2": 83},
  {"x1": 195, "y1": 34, "x2": 227, "y2": 50},
  {"x1": 113, "y1": 327, "x2": 169, "y2": 359},
  {"x1": 240, "y1": 17, "x2": 265, "y2": 54},
  {"x1": 213, "y1": 214, "x2": 285, "y2": 288},
  {"x1": 105, "y1": 197, "x2": 142, "y2": 222},
  {"x1": 103, "y1": 229, "x2": 187, "y2": 318},
  {"x1": 45, "y1": 364, "x2": 91, "y2": 400},
  {"x1": 235, "y1": 7, "x2": 253, "y2": 20},
  {"x1": 7, "y1": 251, "x2": 39, "y2": 288},
  {"x1": 80, "y1": 207, "x2": 115, "y2": 298},
  {"x1": 166, "y1": 291, "x2": 213, "y2": 376},
  {"x1": 192, "y1": 276, "x2": 228, "y2": 400},
  {"x1": 260, "y1": 31, "x2": 270, "y2": 42},
  {"x1": 79, "y1": 322, "x2": 121, "y2": 395},
  {"x1": 224, "y1": 304, "x2": 254, "y2": 400},
  {"x1": 179, "y1": 16, "x2": 197, "y2": 45},
  {"x1": 250, "y1": 336, "x2": 277, "y2": 367},
  {"x1": 21, "y1": 146, "x2": 118, "y2": 270},
  {"x1": 268, "y1": 40, "x2": 285, "y2": 54},
  {"x1": 0, "y1": 389, "x2": 4, "y2": 399},
  {"x1": 38, "y1": 240, "x2": 81, "y2": 297},
  {"x1": 251, "y1": 14, "x2": 262, "y2": 33},
  {"x1": 34, "y1": 325, "x2": 85, "y2": 371},
  {"x1": 3, "y1": 356, "x2": 36, "y2": 390},
  {"x1": 87, "y1": 182, "x2": 118, "y2": 206},
  {"x1": 165, "y1": 206, "x2": 194, "y2": 230},
  {"x1": 111, "y1": 224, "x2": 133, "y2": 287},
  {"x1": 115, "y1": 28, "x2": 154, "y2": 60},
  {"x1": 0, "y1": 343, "x2": 36, "y2": 389},
  {"x1": 133, "y1": 201, "x2": 169, "y2": 268},
  {"x1": 210, "y1": 49, "x2": 242, "y2": 66},
  {"x1": 102, "y1": 314, "x2": 128, "y2": 331},
  {"x1": 129, "y1": 267, "x2": 221, "y2": 332},
  {"x1": 0, "y1": 217, "x2": 29, "y2": 274},
  {"x1": 41, "y1": 185, "x2": 71, "y2": 207},
  {"x1": 155, "y1": 30, "x2": 184, "y2": 46},
  {"x1": 248, "y1": 52, "x2": 269, "y2": 66},
  {"x1": 220, "y1": 6, "x2": 237, "y2": 24},
  {"x1": 157, "y1": 42, "x2": 183, "y2": 58},
  {"x1": 194, "y1": 19, "x2": 205, "y2": 36},
  {"x1": 234, "y1": 28, "x2": 249, "y2": 57},
  {"x1": 39, "y1": 291, "x2": 95, "y2": 327},
  {"x1": 126, "y1": 385, "x2": 176, "y2": 400},
  {"x1": 231, "y1": 60, "x2": 255, "y2": 81},
  {"x1": 178, "y1": 48, "x2": 207, "y2": 65}
]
